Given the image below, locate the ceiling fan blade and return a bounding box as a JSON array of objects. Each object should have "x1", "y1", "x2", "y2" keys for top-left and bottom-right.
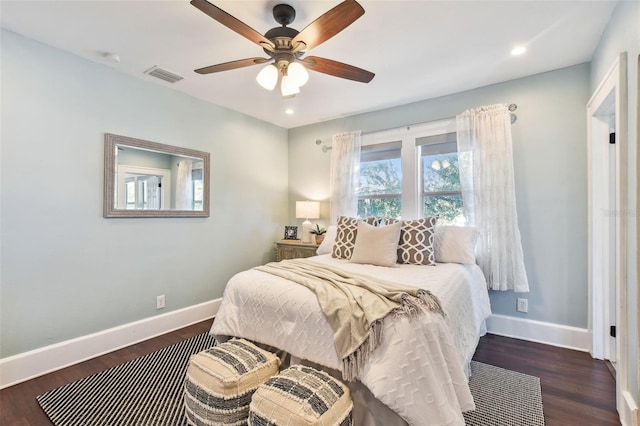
[
  {"x1": 303, "y1": 56, "x2": 374, "y2": 83},
  {"x1": 195, "y1": 57, "x2": 270, "y2": 74},
  {"x1": 291, "y1": 0, "x2": 364, "y2": 51},
  {"x1": 190, "y1": 0, "x2": 275, "y2": 49}
]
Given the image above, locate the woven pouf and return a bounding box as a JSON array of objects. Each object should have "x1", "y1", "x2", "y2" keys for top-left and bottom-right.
[
  {"x1": 184, "y1": 338, "x2": 280, "y2": 426},
  {"x1": 248, "y1": 365, "x2": 353, "y2": 426}
]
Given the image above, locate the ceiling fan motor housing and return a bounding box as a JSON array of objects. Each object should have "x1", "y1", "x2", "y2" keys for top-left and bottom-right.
[
  {"x1": 263, "y1": 27, "x2": 302, "y2": 57},
  {"x1": 273, "y1": 4, "x2": 296, "y2": 26}
]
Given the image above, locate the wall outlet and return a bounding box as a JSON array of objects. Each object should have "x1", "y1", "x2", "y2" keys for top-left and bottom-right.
[
  {"x1": 156, "y1": 294, "x2": 166, "y2": 310},
  {"x1": 516, "y1": 298, "x2": 528, "y2": 313}
]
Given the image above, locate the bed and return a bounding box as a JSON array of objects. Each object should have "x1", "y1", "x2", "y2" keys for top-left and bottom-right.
[{"x1": 211, "y1": 222, "x2": 492, "y2": 426}]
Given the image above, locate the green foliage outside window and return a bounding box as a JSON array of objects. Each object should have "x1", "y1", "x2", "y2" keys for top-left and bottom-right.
[
  {"x1": 423, "y1": 194, "x2": 464, "y2": 224},
  {"x1": 422, "y1": 153, "x2": 465, "y2": 224},
  {"x1": 423, "y1": 153, "x2": 460, "y2": 192},
  {"x1": 358, "y1": 158, "x2": 402, "y2": 219},
  {"x1": 358, "y1": 159, "x2": 402, "y2": 196},
  {"x1": 358, "y1": 197, "x2": 401, "y2": 219}
]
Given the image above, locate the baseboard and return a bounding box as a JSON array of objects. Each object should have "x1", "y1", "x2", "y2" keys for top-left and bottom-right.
[
  {"x1": 0, "y1": 307, "x2": 598, "y2": 390},
  {"x1": 0, "y1": 299, "x2": 221, "y2": 390},
  {"x1": 620, "y1": 390, "x2": 639, "y2": 426},
  {"x1": 486, "y1": 314, "x2": 591, "y2": 352}
]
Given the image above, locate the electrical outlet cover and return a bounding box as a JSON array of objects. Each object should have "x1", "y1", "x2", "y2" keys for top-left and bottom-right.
[{"x1": 516, "y1": 298, "x2": 528, "y2": 313}]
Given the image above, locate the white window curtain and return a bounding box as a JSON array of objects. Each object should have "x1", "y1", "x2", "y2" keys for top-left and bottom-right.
[
  {"x1": 176, "y1": 160, "x2": 193, "y2": 210},
  {"x1": 456, "y1": 104, "x2": 529, "y2": 292},
  {"x1": 329, "y1": 131, "x2": 362, "y2": 224}
]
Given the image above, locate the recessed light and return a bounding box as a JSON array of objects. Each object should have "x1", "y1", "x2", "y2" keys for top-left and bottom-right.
[
  {"x1": 285, "y1": 108, "x2": 294, "y2": 115},
  {"x1": 511, "y1": 46, "x2": 526, "y2": 56}
]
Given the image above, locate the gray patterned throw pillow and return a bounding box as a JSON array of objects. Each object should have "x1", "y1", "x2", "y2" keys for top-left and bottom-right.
[
  {"x1": 331, "y1": 216, "x2": 380, "y2": 260},
  {"x1": 387, "y1": 216, "x2": 438, "y2": 265}
]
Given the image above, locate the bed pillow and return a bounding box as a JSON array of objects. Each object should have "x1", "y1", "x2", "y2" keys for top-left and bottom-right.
[
  {"x1": 350, "y1": 220, "x2": 402, "y2": 267},
  {"x1": 434, "y1": 226, "x2": 480, "y2": 264},
  {"x1": 363, "y1": 217, "x2": 384, "y2": 226},
  {"x1": 331, "y1": 216, "x2": 380, "y2": 259},
  {"x1": 387, "y1": 216, "x2": 438, "y2": 265},
  {"x1": 316, "y1": 225, "x2": 337, "y2": 255}
]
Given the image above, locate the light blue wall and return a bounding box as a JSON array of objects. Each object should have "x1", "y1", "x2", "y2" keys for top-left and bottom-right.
[
  {"x1": 0, "y1": 30, "x2": 289, "y2": 358},
  {"x1": 590, "y1": 0, "x2": 639, "y2": 407},
  {"x1": 288, "y1": 64, "x2": 591, "y2": 328}
]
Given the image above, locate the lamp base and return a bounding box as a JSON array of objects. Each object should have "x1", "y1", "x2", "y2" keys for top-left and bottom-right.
[{"x1": 301, "y1": 220, "x2": 313, "y2": 244}]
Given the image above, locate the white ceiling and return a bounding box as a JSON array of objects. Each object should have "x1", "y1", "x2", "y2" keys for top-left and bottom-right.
[{"x1": 1, "y1": 0, "x2": 616, "y2": 129}]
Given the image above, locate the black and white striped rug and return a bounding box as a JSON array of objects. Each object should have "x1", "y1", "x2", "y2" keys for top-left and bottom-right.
[
  {"x1": 37, "y1": 332, "x2": 217, "y2": 426},
  {"x1": 37, "y1": 333, "x2": 544, "y2": 425}
]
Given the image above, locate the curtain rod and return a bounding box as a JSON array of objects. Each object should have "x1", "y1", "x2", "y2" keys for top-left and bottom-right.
[{"x1": 316, "y1": 104, "x2": 517, "y2": 152}]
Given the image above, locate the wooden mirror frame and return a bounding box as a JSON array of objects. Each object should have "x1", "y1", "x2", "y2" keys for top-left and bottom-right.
[{"x1": 104, "y1": 133, "x2": 210, "y2": 218}]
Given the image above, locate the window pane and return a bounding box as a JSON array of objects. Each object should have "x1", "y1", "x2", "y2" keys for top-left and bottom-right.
[
  {"x1": 421, "y1": 142, "x2": 464, "y2": 224},
  {"x1": 358, "y1": 148, "x2": 402, "y2": 219},
  {"x1": 359, "y1": 157, "x2": 402, "y2": 196},
  {"x1": 422, "y1": 152, "x2": 461, "y2": 192},
  {"x1": 423, "y1": 194, "x2": 465, "y2": 225},
  {"x1": 358, "y1": 197, "x2": 401, "y2": 219}
]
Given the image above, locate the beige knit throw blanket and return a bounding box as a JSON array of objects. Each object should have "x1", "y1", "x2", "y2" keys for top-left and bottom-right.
[{"x1": 254, "y1": 258, "x2": 445, "y2": 381}]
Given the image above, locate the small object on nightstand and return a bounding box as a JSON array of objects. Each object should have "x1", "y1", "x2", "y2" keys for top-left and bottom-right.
[
  {"x1": 296, "y1": 201, "x2": 320, "y2": 243},
  {"x1": 275, "y1": 240, "x2": 319, "y2": 261},
  {"x1": 283, "y1": 226, "x2": 298, "y2": 240},
  {"x1": 310, "y1": 224, "x2": 327, "y2": 245}
]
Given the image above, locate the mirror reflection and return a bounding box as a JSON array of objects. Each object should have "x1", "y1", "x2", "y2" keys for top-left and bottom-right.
[{"x1": 104, "y1": 134, "x2": 210, "y2": 218}]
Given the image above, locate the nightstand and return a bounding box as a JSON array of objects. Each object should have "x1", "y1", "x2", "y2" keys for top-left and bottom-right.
[{"x1": 275, "y1": 241, "x2": 319, "y2": 261}]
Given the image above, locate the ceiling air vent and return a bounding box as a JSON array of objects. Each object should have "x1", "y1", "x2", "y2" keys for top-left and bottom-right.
[{"x1": 144, "y1": 66, "x2": 184, "y2": 84}]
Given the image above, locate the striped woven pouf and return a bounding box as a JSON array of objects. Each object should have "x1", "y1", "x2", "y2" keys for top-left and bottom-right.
[
  {"x1": 248, "y1": 365, "x2": 353, "y2": 426},
  {"x1": 184, "y1": 338, "x2": 280, "y2": 426}
]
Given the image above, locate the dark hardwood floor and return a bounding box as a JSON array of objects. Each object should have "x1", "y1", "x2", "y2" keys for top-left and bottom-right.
[
  {"x1": 1, "y1": 320, "x2": 620, "y2": 425},
  {"x1": 473, "y1": 334, "x2": 620, "y2": 425},
  {"x1": 0, "y1": 321, "x2": 212, "y2": 426}
]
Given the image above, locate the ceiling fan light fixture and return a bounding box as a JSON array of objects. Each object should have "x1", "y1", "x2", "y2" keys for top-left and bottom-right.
[
  {"x1": 256, "y1": 64, "x2": 278, "y2": 90},
  {"x1": 280, "y1": 75, "x2": 300, "y2": 97},
  {"x1": 287, "y1": 62, "x2": 309, "y2": 87},
  {"x1": 191, "y1": 1, "x2": 375, "y2": 96}
]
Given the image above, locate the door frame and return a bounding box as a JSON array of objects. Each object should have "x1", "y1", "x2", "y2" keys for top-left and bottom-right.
[
  {"x1": 587, "y1": 52, "x2": 628, "y2": 418},
  {"x1": 116, "y1": 165, "x2": 171, "y2": 210}
]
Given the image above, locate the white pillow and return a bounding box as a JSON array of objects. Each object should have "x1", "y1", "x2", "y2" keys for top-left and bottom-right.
[
  {"x1": 433, "y1": 226, "x2": 480, "y2": 264},
  {"x1": 316, "y1": 225, "x2": 337, "y2": 255},
  {"x1": 350, "y1": 221, "x2": 402, "y2": 267}
]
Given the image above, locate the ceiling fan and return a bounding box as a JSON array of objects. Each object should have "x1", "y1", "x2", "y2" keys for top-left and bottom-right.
[{"x1": 190, "y1": 0, "x2": 375, "y2": 97}]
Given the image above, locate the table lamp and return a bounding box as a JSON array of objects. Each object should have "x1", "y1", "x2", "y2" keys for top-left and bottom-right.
[{"x1": 296, "y1": 201, "x2": 320, "y2": 244}]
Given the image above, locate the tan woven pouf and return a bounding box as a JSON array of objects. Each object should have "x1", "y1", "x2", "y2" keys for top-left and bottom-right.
[
  {"x1": 184, "y1": 338, "x2": 280, "y2": 426},
  {"x1": 248, "y1": 365, "x2": 353, "y2": 426}
]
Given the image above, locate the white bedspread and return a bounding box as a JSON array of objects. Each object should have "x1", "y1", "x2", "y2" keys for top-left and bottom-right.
[{"x1": 211, "y1": 255, "x2": 491, "y2": 426}]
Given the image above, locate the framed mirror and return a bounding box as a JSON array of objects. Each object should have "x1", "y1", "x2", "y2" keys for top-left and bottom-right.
[{"x1": 104, "y1": 133, "x2": 210, "y2": 218}]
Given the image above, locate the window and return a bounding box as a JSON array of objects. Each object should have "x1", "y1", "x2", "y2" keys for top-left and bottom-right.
[
  {"x1": 357, "y1": 119, "x2": 464, "y2": 222},
  {"x1": 418, "y1": 133, "x2": 465, "y2": 225},
  {"x1": 357, "y1": 142, "x2": 402, "y2": 219}
]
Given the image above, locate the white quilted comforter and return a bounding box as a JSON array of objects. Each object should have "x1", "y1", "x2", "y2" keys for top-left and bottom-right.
[{"x1": 211, "y1": 255, "x2": 491, "y2": 426}]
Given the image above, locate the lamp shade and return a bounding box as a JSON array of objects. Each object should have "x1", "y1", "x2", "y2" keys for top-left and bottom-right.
[
  {"x1": 287, "y1": 62, "x2": 309, "y2": 87},
  {"x1": 280, "y1": 74, "x2": 300, "y2": 97},
  {"x1": 256, "y1": 64, "x2": 278, "y2": 90},
  {"x1": 296, "y1": 201, "x2": 320, "y2": 219}
]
